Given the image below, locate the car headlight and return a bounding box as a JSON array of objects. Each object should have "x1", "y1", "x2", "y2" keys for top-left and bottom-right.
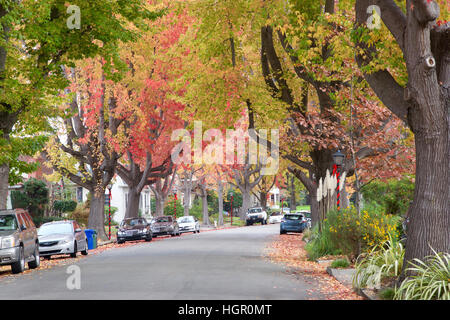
[{"x1": 1, "y1": 236, "x2": 16, "y2": 249}]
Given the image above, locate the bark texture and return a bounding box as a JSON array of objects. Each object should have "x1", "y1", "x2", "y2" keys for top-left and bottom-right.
[{"x1": 355, "y1": 0, "x2": 450, "y2": 267}]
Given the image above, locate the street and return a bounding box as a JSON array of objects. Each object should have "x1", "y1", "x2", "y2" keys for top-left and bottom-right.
[{"x1": 0, "y1": 224, "x2": 325, "y2": 299}]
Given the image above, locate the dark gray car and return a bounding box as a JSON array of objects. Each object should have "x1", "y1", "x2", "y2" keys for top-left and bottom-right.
[
  {"x1": 0, "y1": 209, "x2": 40, "y2": 274},
  {"x1": 151, "y1": 216, "x2": 180, "y2": 237}
]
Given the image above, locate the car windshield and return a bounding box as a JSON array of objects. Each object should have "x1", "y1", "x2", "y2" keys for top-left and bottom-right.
[
  {"x1": 271, "y1": 212, "x2": 281, "y2": 216},
  {"x1": 178, "y1": 216, "x2": 194, "y2": 223},
  {"x1": 121, "y1": 219, "x2": 145, "y2": 227},
  {"x1": 248, "y1": 208, "x2": 262, "y2": 213},
  {"x1": 284, "y1": 214, "x2": 303, "y2": 220},
  {"x1": 38, "y1": 223, "x2": 73, "y2": 236},
  {"x1": 154, "y1": 217, "x2": 170, "y2": 223},
  {"x1": 0, "y1": 214, "x2": 18, "y2": 231}
]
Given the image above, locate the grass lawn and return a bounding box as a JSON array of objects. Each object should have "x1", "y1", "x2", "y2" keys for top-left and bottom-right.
[{"x1": 296, "y1": 205, "x2": 311, "y2": 212}]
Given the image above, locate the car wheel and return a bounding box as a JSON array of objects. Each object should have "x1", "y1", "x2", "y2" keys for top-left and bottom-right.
[
  {"x1": 117, "y1": 239, "x2": 124, "y2": 244},
  {"x1": 145, "y1": 234, "x2": 152, "y2": 242},
  {"x1": 11, "y1": 246, "x2": 25, "y2": 274},
  {"x1": 70, "y1": 242, "x2": 77, "y2": 258},
  {"x1": 28, "y1": 244, "x2": 40, "y2": 269},
  {"x1": 81, "y1": 239, "x2": 88, "y2": 255},
  {"x1": 280, "y1": 230, "x2": 286, "y2": 235}
]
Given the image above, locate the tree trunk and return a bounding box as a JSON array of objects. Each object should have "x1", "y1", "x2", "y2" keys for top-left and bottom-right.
[
  {"x1": 0, "y1": 162, "x2": 9, "y2": 210},
  {"x1": 240, "y1": 190, "x2": 251, "y2": 220},
  {"x1": 289, "y1": 175, "x2": 296, "y2": 211},
  {"x1": 217, "y1": 182, "x2": 224, "y2": 226},
  {"x1": 154, "y1": 195, "x2": 165, "y2": 217},
  {"x1": 404, "y1": 116, "x2": 450, "y2": 268},
  {"x1": 125, "y1": 188, "x2": 141, "y2": 219},
  {"x1": 310, "y1": 188, "x2": 319, "y2": 227},
  {"x1": 183, "y1": 185, "x2": 191, "y2": 216},
  {"x1": 260, "y1": 191, "x2": 267, "y2": 210},
  {"x1": 201, "y1": 193, "x2": 209, "y2": 226},
  {"x1": 88, "y1": 191, "x2": 108, "y2": 241}
]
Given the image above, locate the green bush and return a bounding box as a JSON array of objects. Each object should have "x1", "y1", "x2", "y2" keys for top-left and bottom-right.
[
  {"x1": 394, "y1": 250, "x2": 449, "y2": 300},
  {"x1": 11, "y1": 178, "x2": 49, "y2": 217},
  {"x1": 327, "y1": 206, "x2": 401, "y2": 257},
  {"x1": 353, "y1": 236, "x2": 404, "y2": 290},
  {"x1": 361, "y1": 177, "x2": 414, "y2": 215},
  {"x1": 331, "y1": 258, "x2": 350, "y2": 269},
  {"x1": 32, "y1": 216, "x2": 66, "y2": 228},
  {"x1": 305, "y1": 224, "x2": 341, "y2": 261},
  {"x1": 104, "y1": 206, "x2": 118, "y2": 224},
  {"x1": 68, "y1": 203, "x2": 90, "y2": 226},
  {"x1": 53, "y1": 200, "x2": 77, "y2": 213},
  {"x1": 164, "y1": 196, "x2": 183, "y2": 217},
  {"x1": 379, "y1": 288, "x2": 396, "y2": 300}
]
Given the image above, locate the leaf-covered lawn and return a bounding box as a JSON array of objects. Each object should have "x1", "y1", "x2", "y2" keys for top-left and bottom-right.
[{"x1": 265, "y1": 233, "x2": 364, "y2": 300}]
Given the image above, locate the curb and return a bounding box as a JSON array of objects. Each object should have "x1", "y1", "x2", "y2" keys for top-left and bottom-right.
[{"x1": 326, "y1": 267, "x2": 377, "y2": 300}]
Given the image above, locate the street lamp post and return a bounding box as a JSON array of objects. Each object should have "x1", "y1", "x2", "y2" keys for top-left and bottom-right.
[
  {"x1": 107, "y1": 184, "x2": 113, "y2": 240},
  {"x1": 230, "y1": 191, "x2": 234, "y2": 226},
  {"x1": 173, "y1": 192, "x2": 177, "y2": 219},
  {"x1": 332, "y1": 150, "x2": 345, "y2": 211}
]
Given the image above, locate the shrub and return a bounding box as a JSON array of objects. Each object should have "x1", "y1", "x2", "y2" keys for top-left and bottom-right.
[
  {"x1": 164, "y1": 196, "x2": 182, "y2": 217},
  {"x1": 361, "y1": 177, "x2": 414, "y2": 215},
  {"x1": 394, "y1": 250, "x2": 450, "y2": 300},
  {"x1": 327, "y1": 206, "x2": 400, "y2": 257},
  {"x1": 353, "y1": 236, "x2": 405, "y2": 290},
  {"x1": 32, "y1": 216, "x2": 66, "y2": 228},
  {"x1": 104, "y1": 206, "x2": 118, "y2": 224},
  {"x1": 379, "y1": 288, "x2": 396, "y2": 300},
  {"x1": 331, "y1": 258, "x2": 350, "y2": 269},
  {"x1": 53, "y1": 200, "x2": 77, "y2": 213},
  {"x1": 305, "y1": 224, "x2": 341, "y2": 261},
  {"x1": 11, "y1": 179, "x2": 49, "y2": 217},
  {"x1": 69, "y1": 203, "x2": 90, "y2": 226}
]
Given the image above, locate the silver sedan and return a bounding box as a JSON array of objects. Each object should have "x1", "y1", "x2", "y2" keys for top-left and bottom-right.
[{"x1": 38, "y1": 220, "x2": 88, "y2": 259}]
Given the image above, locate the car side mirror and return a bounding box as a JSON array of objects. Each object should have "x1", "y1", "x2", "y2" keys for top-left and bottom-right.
[
  {"x1": 75, "y1": 228, "x2": 82, "y2": 233},
  {"x1": 115, "y1": 225, "x2": 119, "y2": 229},
  {"x1": 20, "y1": 224, "x2": 27, "y2": 231}
]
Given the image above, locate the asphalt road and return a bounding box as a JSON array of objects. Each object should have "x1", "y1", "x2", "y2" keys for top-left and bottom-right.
[{"x1": 0, "y1": 224, "x2": 324, "y2": 299}]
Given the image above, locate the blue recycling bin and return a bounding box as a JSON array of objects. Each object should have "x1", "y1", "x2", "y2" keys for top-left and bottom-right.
[{"x1": 84, "y1": 229, "x2": 97, "y2": 250}]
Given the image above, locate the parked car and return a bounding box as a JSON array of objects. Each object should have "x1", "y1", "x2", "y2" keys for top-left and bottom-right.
[
  {"x1": 280, "y1": 212, "x2": 307, "y2": 234},
  {"x1": 38, "y1": 220, "x2": 88, "y2": 259},
  {"x1": 177, "y1": 216, "x2": 200, "y2": 234},
  {"x1": 151, "y1": 216, "x2": 180, "y2": 237},
  {"x1": 297, "y1": 210, "x2": 312, "y2": 228},
  {"x1": 116, "y1": 217, "x2": 152, "y2": 244},
  {"x1": 268, "y1": 211, "x2": 284, "y2": 224},
  {"x1": 246, "y1": 207, "x2": 268, "y2": 225},
  {"x1": 0, "y1": 209, "x2": 40, "y2": 274}
]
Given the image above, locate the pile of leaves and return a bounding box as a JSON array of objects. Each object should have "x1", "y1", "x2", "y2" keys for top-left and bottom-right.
[{"x1": 265, "y1": 233, "x2": 363, "y2": 300}]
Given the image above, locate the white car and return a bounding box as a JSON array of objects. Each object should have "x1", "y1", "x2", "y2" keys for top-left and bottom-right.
[
  {"x1": 296, "y1": 210, "x2": 311, "y2": 228},
  {"x1": 246, "y1": 207, "x2": 268, "y2": 225},
  {"x1": 177, "y1": 216, "x2": 200, "y2": 234},
  {"x1": 268, "y1": 211, "x2": 284, "y2": 224}
]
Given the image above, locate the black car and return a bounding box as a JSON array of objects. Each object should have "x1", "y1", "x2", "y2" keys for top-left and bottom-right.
[
  {"x1": 151, "y1": 216, "x2": 180, "y2": 237},
  {"x1": 116, "y1": 218, "x2": 152, "y2": 244}
]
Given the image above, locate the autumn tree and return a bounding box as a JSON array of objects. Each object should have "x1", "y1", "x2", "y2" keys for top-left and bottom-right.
[
  {"x1": 45, "y1": 63, "x2": 123, "y2": 240},
  {"x1": 354, "y1": 0, "x2": 449, "y2": 266},
  {"x1": 150, "y1": 168, "x2": 178, "y2": 217},
  {"x1": 0, "y1": 0, "x2": 157, "y2": 209}
]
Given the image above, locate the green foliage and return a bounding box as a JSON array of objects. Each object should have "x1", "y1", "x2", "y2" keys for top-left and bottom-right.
[
  {"x1": 53, "y1": 200, "x2": 77, "y2": 213},
  {"x1": 68, "y1": 203, "x2": 90, "y2": 226},
  {"x1": 327, "y1": 206, "x2": 401, "y2": 257},
  {"x1": 353, "y1": 237, "x2": 405, "y2": 290},
  {"x1": 394, "y1": 250, "x2": 450, "y2": 300},
  {"x1": 361, "y1": 177, "x2": 414, "y2": 215},
  {"x1": 331, "y1": 258, "x2": 350, "y2": 269},
  {"x1": 164, "y1": 196, "x2": 182, "y2": 217},
  {"x1": 224, "y1": 190, "x2": 242, "y2": 212},
  {"x1": 11, "y1": 178, "x2": 49, "y2": 217},
  {"x1": 32, "y1": 216, "x2": 66, "y2": 228},
  {"x1": 10, "y1": 190, "x2": 29, "y2": 209},
  {"x1": 379, "y1": 288, "x2": 396, "y2": 300},
  {"x1": 305, "y1": 224, "x2": 341, "y2": 261},
  {"x1": 104, "y1": 206, "x2": 118, "y2": 224}
]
